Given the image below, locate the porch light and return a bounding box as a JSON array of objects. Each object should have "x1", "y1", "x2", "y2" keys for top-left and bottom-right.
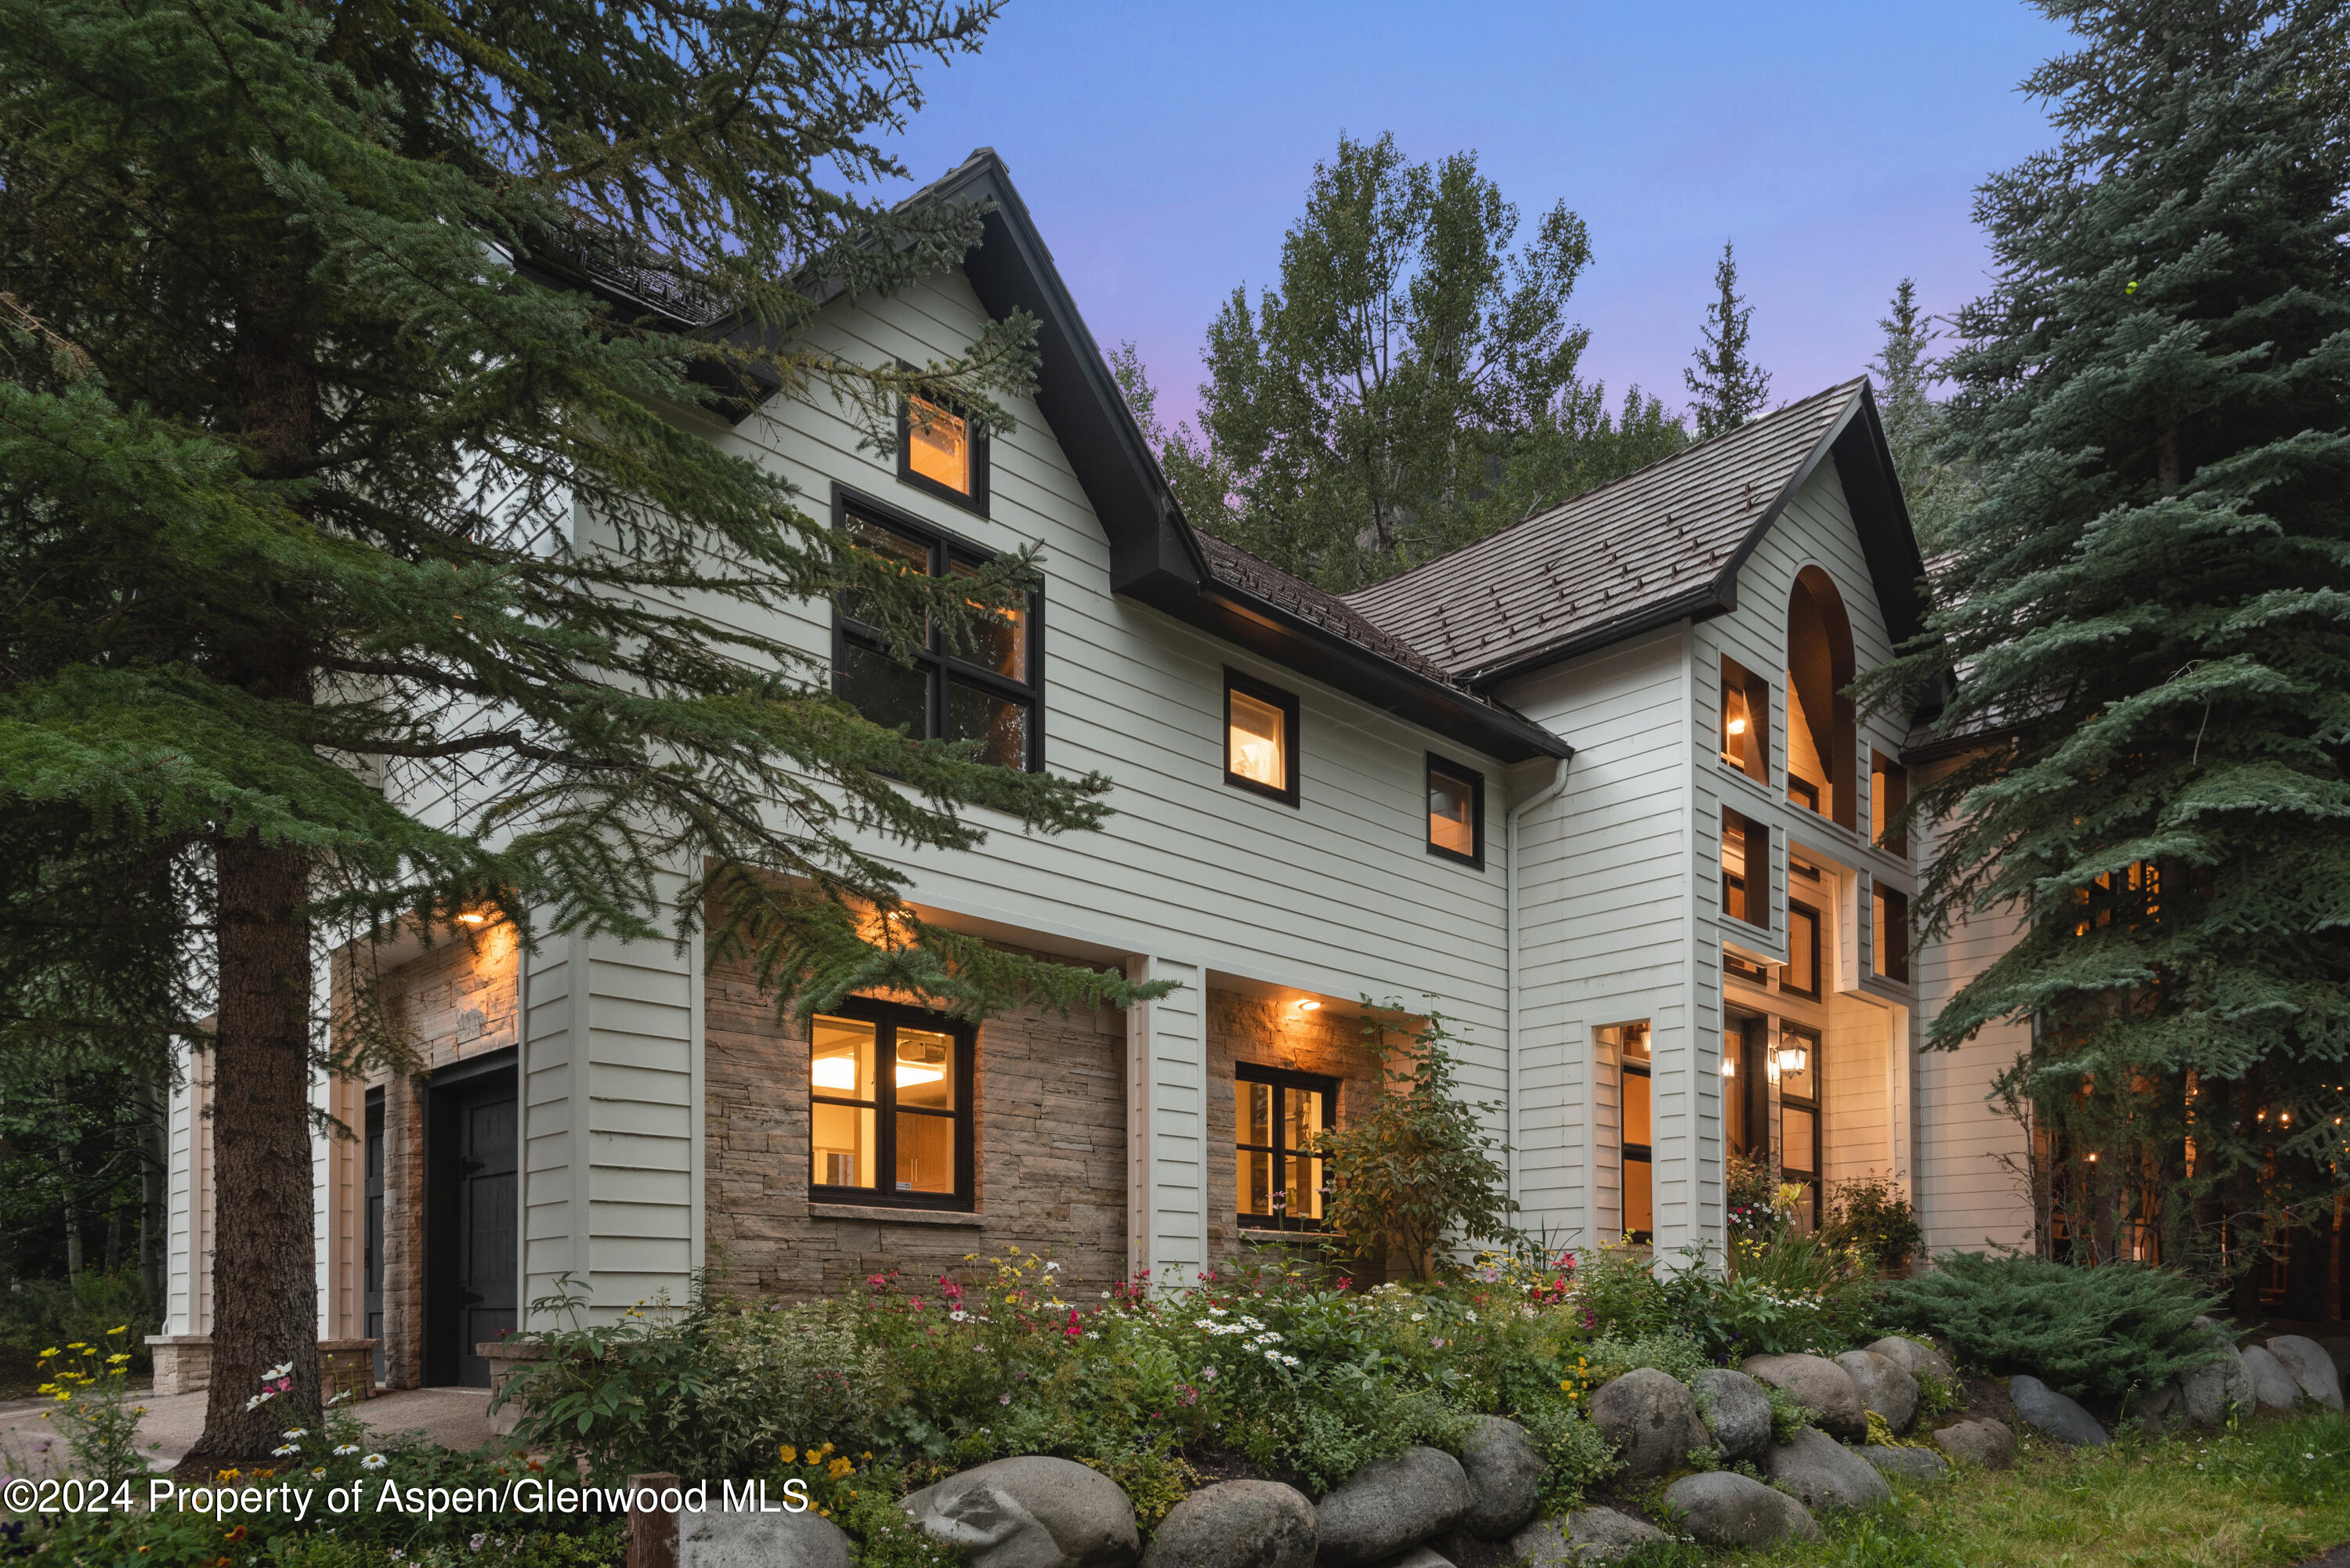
[
  {"x1": 2086, "y1": 1151, "x2": 2099, "y2": 1163},
  {"x1": 1775, "y1": 1042, "x2": 1809, "y2": 1076},
  {"x1": 1296, "y1": 999, "x2": 1321, "y2": 1013}
]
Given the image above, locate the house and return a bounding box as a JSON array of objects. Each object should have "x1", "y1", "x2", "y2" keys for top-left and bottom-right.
[{"x1": 147, "y1": 150, "x2": 2037, "y2": 1395}]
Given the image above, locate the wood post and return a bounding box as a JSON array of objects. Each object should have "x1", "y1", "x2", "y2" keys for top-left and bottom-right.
[{"x1": 626, "y1": 1472, "x2": 681, "y2": 1568}]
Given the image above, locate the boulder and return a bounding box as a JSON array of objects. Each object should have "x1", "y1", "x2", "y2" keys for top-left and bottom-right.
[
  {"x1": 1586, "y1": 1368, "x2": 1716, "y2": 1479},
  {"x1": 2265, "y1": 1335, "x2": 2345, "y2": 1411},
  {"x1": 902, "y1": 1456, "x2": 1141, "y2": 1568},
  {"x1": 2134, "y1": 1382, "x2": 2192, "y2": 1438},
  {"x1": 1743, "y1": 1353, "x2": 1867, "y2": 1440},
  {"x1": 2180, "y1": 1339, "x2": 2254, "y2": 1425},
  {"x1": 1141, "y1": 1482, "x2": 1316, "y2": 1568},
  {"x1": 2319, "y1": 1336, "x2": 2350, "y2": 1382},
  {"x1": 1762, "y1": 1428, "x2": 1892, "y2": 1512},
  {"x1": 1455, "y1": 1416, "x2": 1545, "y2": 1539},
  {"x1": 1507, "y1": 1509, "x2": 1666, "y2": 1566},
  {"x1": 680, "y1": 1509, "x2": 852, "y2": 1568},
  {"x1": 2242, "y1": 1346, "x2": 2304, "y2": 1411},
  {"x1": 1866, "y1": 1336, "x2": 1956, "y2": 1384},
  {"x1": 1374, "y1": 1552, "x2": 1449, "y2": 1568},
  {"x1": 1930, "y1": 1418, "x2": 2016, "y2": 1470},
  {"x1": 1836, "y1": 1350, "x2": 1920, "y2": 1434},
  {"x1": 1860, "y1": 1446, "x2": 1948, "y2": 1483},
  {"x1": 1693, "y1": 1367, "x2": 1775, "y2": 1462},
  {"x1": 1314, "y1": 1447, "x2": 1471, "y2": 1566},
  {"x1": 2006, "y1": 1375, "x2": 2108, "y2": 1447},
  {"x1": 1661, "y1": 1472, "x2": 1821, "y2": 1548}
]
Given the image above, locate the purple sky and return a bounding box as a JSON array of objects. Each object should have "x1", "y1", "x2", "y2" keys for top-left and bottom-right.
[{"x1": 874, "y1": 0, "x2": 2074, "y2": 435}]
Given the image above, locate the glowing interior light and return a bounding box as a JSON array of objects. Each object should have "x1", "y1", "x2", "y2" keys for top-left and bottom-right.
[
  {"x1": 1726, "y1": 717, "x2": 1747, "y2": 735},
  {"x1": 1721, "y1": 1057, "x2": 1737, "y2": 1077},
  {"x1": 1234, "y1": 735, "x2": 1278, "y2": 783},
  {"x1": 458, "y1": 912, "x2": 486, "y2": 924},
  {"x1": 812, "y1": 1057, "x2": 858, "y2": 1091},
  {"x1": 895, "y1": 1064, "x2": 945, "y2": 1087}
]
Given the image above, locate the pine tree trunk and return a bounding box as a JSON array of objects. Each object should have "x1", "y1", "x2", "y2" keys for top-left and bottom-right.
[
  {"x1": 178, "y1": 830, "x2": 321, "y2": 1475},
  {"x1": 138, "y1": 1075, "x2": 167, "y2": 1319}
]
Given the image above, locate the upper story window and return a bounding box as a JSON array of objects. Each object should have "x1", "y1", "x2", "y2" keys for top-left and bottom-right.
[
  {"x1": 1873, "y1": 884, "x2": 1911, "y2": 982},
  {"x1": 1785, "y1": 900, "x2": 1823, "y2": 999},
  {"x1": 1224, "y1": 670, "x2": 1300, "y2": 807},
  {"x1": 1236, "y1": 1063, "x2": 1332, "y2": 1230},
  {"x1": 1786, "y1": 567, "x2": 1856, "y2": 829},
  {"x1": 1426, "y1": 756, "x2": 1485, "y2": 869},
  {"x1": 833, "y1": 496, "x2": 1039, "y2": 771},
  {"x1": 1871, "y1": 752, "x2": 1909, "y2": 856},
  {"x1": 1720, "y1": 657, "x2": 1770, "y2": 784},
  {"x1": 809, "y1": 999, "x2": 974, "y2": 1210},
  {"x1": 898, "y1": 393, "x2": 990, "y2": 514},
  {"x1": 1721, "y1": 807, "x2": 1770, "y2": 929}
]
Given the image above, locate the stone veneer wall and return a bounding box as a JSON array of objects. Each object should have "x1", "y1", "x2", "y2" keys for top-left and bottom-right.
[{"x1": 1205, "y1": 993, "x2": 1383, "y2": 1269}]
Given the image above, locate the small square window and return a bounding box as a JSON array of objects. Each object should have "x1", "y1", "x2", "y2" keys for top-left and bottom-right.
[
  {"x1": 1426, "y1": 757, "x2": 1485, "y2": 869},
  {"x1": 810, "y1": 1003, "x2": 974, "y2": 1209},
  {"x1": 1224, "y1": 670, "x2": 1300, "y2": 807},
  {"x1": 897, "y1": 393, "x2": 990, "y2": 513}
]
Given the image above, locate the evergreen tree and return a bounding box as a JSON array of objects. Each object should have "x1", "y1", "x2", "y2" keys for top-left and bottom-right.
[
  {"x1": 0, "y1": 0, "x2": 1158, "y2": 1469},
  {"x1": 1867, "y1": 0, "x2": 2350, "y2": 1281},
  {"x1": 1684, "y1": 240, "x2": 1773, "y2": 438},
  {"x1": 1138, "y1": 132, "x2": 1684, "y2": 591},
  {"x1": 1867, "y1": 278, "x2": 1976, "y2": 552}
]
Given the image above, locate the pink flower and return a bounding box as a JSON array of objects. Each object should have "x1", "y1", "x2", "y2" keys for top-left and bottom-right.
[
  {"x1": 1336, "y1": 1276, "x2": 1354, "y2": 1292},
  {"x1": 908, "y1": 1298, "x2": 924, "y2": 1311},
  {"x1": 866, "y1": 1274, "x2": 888, "y2": 1291}
]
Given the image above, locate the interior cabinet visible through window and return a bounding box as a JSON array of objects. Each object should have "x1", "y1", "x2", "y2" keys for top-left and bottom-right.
[
  {"x1": 1720, "y1": 656, "x2": 1770, "y2": 782},
  {"x1": 1224, "y1": 670, "x2": 1300, "y2": 807},
  {"x1": 1721, "y1": 807, "x2": 1770, "y2": 929},
  {"x1": 809, "y1": 1000, "x2": 974, "y2": 1210},
  {"x1": 1236, "y1": 1064, "x2": 1332, "y2": 1230},
  {"x1": 1426, "y1": 756, "x2": 1484, "y2": 869},
  {"x1": 898, "y1": 394, "x2": 989, "y2": 513},
  {"x1": 1600, "y1": 1021, "x2": 1653, "y2": 1243},
  {"x1": 832, "y1": 497, "x2": 1040, "y2": 771}
]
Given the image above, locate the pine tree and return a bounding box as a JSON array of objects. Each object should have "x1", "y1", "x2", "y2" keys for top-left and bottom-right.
[
  {"x1": 1866, "y1": 0, "x2": 2350, "y2": 1280},
  {"x1": 1684, "y1": 241, "x2": 1773, "y2": 438},
  {"x1": 0, "y1": 0, "x2": 1159, "y2": 1469},
  {"x1": 1867, "y1": 278, "x2": 1976, "y2": 552}
]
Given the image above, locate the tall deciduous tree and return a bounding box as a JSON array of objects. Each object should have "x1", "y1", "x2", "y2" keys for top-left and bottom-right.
[
  {"x1": 1129, "y1": 132, "x2": 1682, "y2": 591},
  {"x1": 0, "y1": 0, "x2": 1155, "y2": 1470},
  {"x1": 1868, "y1": 278, "x2": 1976, "y2": 553},
  {"x1": 1684, "y1": 240, "x2": 1773, "y2": 438},
  {"x1": 1867, "y1": 0, "x2": 2350, "y2": 1281}
]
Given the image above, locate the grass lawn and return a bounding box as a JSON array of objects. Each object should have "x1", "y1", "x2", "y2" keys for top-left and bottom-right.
[{"x1": 1636, "y1": 1409, "x2": 2350, "y2": 1568}]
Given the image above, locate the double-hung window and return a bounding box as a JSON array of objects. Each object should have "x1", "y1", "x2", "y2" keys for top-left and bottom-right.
[
  {"x1": 809, "y1": 1000, "x2": 974, "y2": 1210},
  {"x1": 1235, "y1": 1064, "x2": 1332, "y2": 1230},
  {"x1": 833, "y1": 495, "x2": 1041, "y2": 771}
]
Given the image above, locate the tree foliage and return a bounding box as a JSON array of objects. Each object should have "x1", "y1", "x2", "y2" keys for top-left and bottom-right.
[
  {"x1": 1683, "y1": 240, "x2": 1773, "y2": 438},
  {"x1": 0, "y1": 0, "x2": 1158, "y2": 1464},
  {"x1": 1882, "y1": 1252, "x2": 2222, "y2": 1400},
  {"x1": 1868, "y1": 278, "x2": 1977, "y2": 554},
  {"x1": 1864, "y1": 0, "x2": 2350, "y2": 1281},
  {"x1": 1119, "y1": 132, "x2": 1683, "y2": 591}
]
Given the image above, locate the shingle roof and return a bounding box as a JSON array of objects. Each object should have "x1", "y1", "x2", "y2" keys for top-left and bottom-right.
[
  {"x1": 1192, "y1": 532, "x2": 1489, "y2": 697},
  {"x1": 1343, "y1": 381, "x2": 1868, "y2": 682}
]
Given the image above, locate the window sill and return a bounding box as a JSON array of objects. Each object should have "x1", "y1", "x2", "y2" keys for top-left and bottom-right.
[
  {"x1": 809, "y1": 1202, "x2": 982, "y2": 1227},
  {"x1": 1238, "y1": 1227, "x2": 1322, "y2": 1245}
]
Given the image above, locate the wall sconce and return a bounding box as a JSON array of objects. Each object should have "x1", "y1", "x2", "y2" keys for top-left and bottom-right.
[
  {"x1": 2085, "y1": 1151, "x2": 2099, "y2": 1163},
  {"x1": 1720, "y1": 1056, "x2": 1737, "y2": 1078},
  {"x1": 1295, "y1": 999, "x2": 1321, "y2": 1013},
  {"x1": 1775, "y1": 1042, "x2": 1808, "y2": 1076}
]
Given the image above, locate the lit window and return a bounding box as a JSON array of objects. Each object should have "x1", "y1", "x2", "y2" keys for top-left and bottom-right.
[
  {"x1": 810, "y1": 1003, "x2": 972, "y2": 1209},
  {"x1": 898, "y1": 395, "x2": 988, "y2": 510},
  {"x1": 1779, "y1": 1024, "x2": 1822, "y2": 1227},
  {"x1": 1599, "y1": 1023, "x2": 1652, "y2": 1243},
  {"x1": 1224, "y1": 671, "x2": 1299, "y2": 806},
  {"x1": 1236, "y1": 1064, "x2": 1332, "y2": 1230},
  {"x1": 1426, "y1": 757, "x2": 1484, "y2": 869},
  {"x1": 1871, "y1": 752, "x2": 1909, "y2": 856},
  {"x1": 1720, "y1": 657, "x2": 1770, "y2": 783},
  {"x1": 1721, "y1": 807, "x2": 1770, "y2": 929}
]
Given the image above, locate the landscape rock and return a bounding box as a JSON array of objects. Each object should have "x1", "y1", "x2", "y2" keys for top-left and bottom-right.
[
  {"x1": 2243, "y1": 1346, "x2": 2303, "y2": 1410},
  {"x1": 1930, "y1": 1418, "x2": 2016, "y2": 1469},
  {"x1": 1455, "y1": 1416, "x2": 1545, "y2": 1539},
  {"x1": 1860, "y1": 1445, "x2": 1948, "y2": 1483},
  {"x1": 2266, "y1": 1335, "x2": 2345, "y2": 1411},
  {"x1": 1662, "y1": 1472, "x2": 1821, "y2": 1548},
  {"x1": 1762, "y1": 1427, "x2": 1893, "y2": 1512},
  {"x1": 1836, "y1": 1349, "x2": 1920, "y2": 1433},
  {"x1": 2134, "y1": 1382, "x2": 2192, "y2": 1437},
  {"x1": 1314, "y1": 1447, "x2": 1471, "y2": 1566},
  {"x1": 2180, "y1": 1338, "x2": 2254, "y2": 1425},
  {"x1": 2319, "y1": 1336, "x2": 2350, "y2": 1382},
  {"x1": 1693, "y1": 1367, "x2": 1775, "y2": 1462},
  {"x1": 1587, "y1": 1368, "x2": 1716, "y2": 1478},
  {"x1": 1743, "y1": 1353, "x2": 1867, "y2": 1440},
  {"x1": 1142, "y1": 1482, "x2": 1316, "y2": 1568},
  {"x1": 1507, "y1": 1509, "x2": 1667, "y2": 1566},
  {"x1": 1372, "y1": 1551, "x2": 1450, "y2": 1568},
  {"x1": 1866, "y1": 1336, "x2": 1956, "y2": 1384},
  {"x1": 680, "y1": 1509, "x2": 852, "y2": 1568},
  {"x1": 2006, "y1": 1375, "x2": 2109, "y2": 1447},
  {"x1": 903, "y1": 1456, "x2": 1141, "y2": 1568}
]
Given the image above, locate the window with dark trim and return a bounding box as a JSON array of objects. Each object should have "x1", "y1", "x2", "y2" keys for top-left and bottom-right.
[
  {"x1": 1236, "y1": 1063, "x2": 1332, "y2": 1230},
  {"x1": 1724, "y1": 1010, "x2": 1769, "y2": 1165},
  {"x1": 831, "y1": 491, "x2": 1042, "y2": 771},
  {"x1": 1778, "y1": 1024, "x2": 1822, "y2": 1227},
  {"x1": 1600, "y1": 1022, "x2": 1654, "y2": 1243},
  {"x1": 1721, "y1": 807, "x2": 1770, "y2": 929},
  {"x1": 1224, "y1": 670, "x2": 1300, "y2": 807},
  {"x1": 1871, "y1": 752, "x2": 1909, "y2": 856},
  {"x1": 1874, "y1": 884, "x2": 1911, "y2": 983},
  {"x1": 897, "y1": 392, "x2": 990, "y2": 515},
  {"x1": 809, "y1": 998, "x2": 975, "y2": 1210},
  {"x1": 1426, "y1": 756, "x2": 1485, "y2": 869},
  {"x1": 1720, "y1": 657, "x2": 1770, "y2": 783},
  {"x1": 1784, "y1": 901, "x2": 1822, "y2": 999}
]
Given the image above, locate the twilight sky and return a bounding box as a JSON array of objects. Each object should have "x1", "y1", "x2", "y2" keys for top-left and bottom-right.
[{"x1": 873, "y1": 0, "x2": 2077, "y2": 435}]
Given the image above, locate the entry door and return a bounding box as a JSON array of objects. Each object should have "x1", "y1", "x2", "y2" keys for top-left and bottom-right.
[{"x1": 451, "y1": 1084, "x2": 517, "y2": 1387}]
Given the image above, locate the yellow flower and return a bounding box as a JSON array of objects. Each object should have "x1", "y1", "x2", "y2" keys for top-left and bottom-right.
[
  {"x1": 108, "y1": 1325, "x2": 128, "y2": 1336},
  {"x1": 828, "y1": 1457, "x2": 854, "y2": 1479},
  {"x1": 779, "y1": 1445, "x2": 797, "y2": 1464},
  {"x1": 38, "y1": 1347, "x2": 57, "y2": 1358}
]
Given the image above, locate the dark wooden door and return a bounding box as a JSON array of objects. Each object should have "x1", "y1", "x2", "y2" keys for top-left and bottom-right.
[{"x1": 452, "y1": 1086, "x2": 517, "y2": 1387}]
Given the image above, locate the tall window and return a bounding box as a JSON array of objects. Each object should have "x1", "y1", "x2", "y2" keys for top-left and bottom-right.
[
  {"x1": 809, "y1": 1002, "x2": 974, "y2": 1209},
  {"x1": 833, "y1": 501, "x2": 1040, "y2": 771},
  {"x1": 1873, "y1": 884, "x2": 1911, "y2": 982},
  {"x1": 1723, "y1": 1011, "x2": 1768, "y2": 1164},
  {"x1": 1426, "y1": 756, "x2": 1485, "y2": 869},
  {"x1": 1224, "y1": 670, "x2": 1300, "y2": 807},
  {"x1": 1786, "y1": 567, "x2": 1856, "y2": 829},
  {"x1": 1236, "y1": 1064, "x2": 1332, "y2": 1230},
  {"x1": 1871, "y1": 753, "x2": 1909, "y2": 855},
  {"x1": 1719, "y1": 657, "x2": 1770, "y2": 782},
  {"x1": 1777, "y1": 1024, "x2": 1821, "y2": 1227},
  {"x1": 1600, "y1": 1022, "x2": 1653, "y2": 1243},
  {"x1": 1784, "y1": 901, "x2": 1822, "y2": 999},
  {"x1": 898, "y1": 394, "x2": 989, "y2": 513},
  {"x1": 1721, "y1": 808, "x2": 1770, "y2": 928}
]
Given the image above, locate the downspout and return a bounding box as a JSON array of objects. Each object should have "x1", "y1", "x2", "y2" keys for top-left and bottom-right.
[
  {"x1": 1679, "y1": 619, "x2": 1705, "y2": 1267},
  {"x1": 1506, "y1": 755, "x2": 1574, "y2": 1209}
]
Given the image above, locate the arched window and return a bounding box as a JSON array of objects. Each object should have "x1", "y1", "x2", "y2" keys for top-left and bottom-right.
[{"x1": 1784, "y1": 566, "x2": 1856, "y2": 831}]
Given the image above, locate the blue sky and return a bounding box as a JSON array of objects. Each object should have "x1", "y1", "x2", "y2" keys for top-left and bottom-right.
[{"x1": 874, "y1": 0, "x2": 2076, "y2": 434}]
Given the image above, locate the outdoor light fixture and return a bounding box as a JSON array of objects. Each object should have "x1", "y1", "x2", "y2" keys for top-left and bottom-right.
[
  {"x1": 458, "y1": 911, "x2": 486, "y2": 924},
  {"x1": 1775, "y1": 1042, "x2": 1809, "y2": 1075},
  {"x1": 1721, "y1": 1057, "x2": 1737, "y2": 1078},
  {"x1": 1296, "y1": 999, "x2": 1321, "y2": 1012}
]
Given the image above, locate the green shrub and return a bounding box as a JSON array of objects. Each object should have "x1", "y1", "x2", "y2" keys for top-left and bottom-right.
[
  {"x1": 1515, "y1": 1396, "x2": 1617, "y2": 1511},
  {"x1": 1826, "y1": 1172, "x2": 1923, "y2": 1274},
  {"x1": 1882, "y1": 1253, "x2": 2222, "y2": 1399},
  {"x1": 1586, "y1": 1331, "x2": 1705, "y2": 1386},
  {"x1": 1762, "y1": 1378, "x2": 1813, "y2": 1443}
]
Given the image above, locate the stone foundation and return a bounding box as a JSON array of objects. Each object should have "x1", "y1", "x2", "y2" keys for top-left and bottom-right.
[{"x1": 142, "y1": 1336, "x2": 379, "y2": 1400}]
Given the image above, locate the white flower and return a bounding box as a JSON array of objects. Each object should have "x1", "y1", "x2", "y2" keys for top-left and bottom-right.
[
  {"x1": 1410, "y1": 1313, "x2": 1426, "y2": 1322},
  {"x1": 951, "y1": 1310, "x2": 968, "y2": 1322},
  {"x1": 1281, "y1": 1353, "x2": 1300, "y2": 1367},
  {"x1": 1045, "y1": 1261, "x2": 1061, "y2": 1272},
  {"x1": 360, "y1": 1453, "x2": 389, "y2": 1471},
  {"x1": 1086, "y1": 1331, "x2": 1101, "y2": 1339},
  {"x1": 244, "y1": 1393, "x2": 273, "y2": 1411},
  {"x1": 1201, "y1": 1367, "x2": 1218, "y2": 1381},
  {"x1": 272, "y1": 1444, "x2": 299, "y2": 1458},
  {"x1": 263, "y1": 1362, "x2": 294, "y2": 1381},
  {"x1": 281, "y1": 1429, "x2": 308, "y2": 1441},
  {"x1": 1206, "y1": 1307, "x2": 1227, "y2": 1317},
  {"x1": 334, "y1": 1443, "x2": 362, "y2": 1456},
  {"x1": 1466, "y1": 1311, "x2": 1478, "y2": 1323},
  {"x1": 1264, "y1": 1349, "x2": 1283, "y2": 1364}
]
